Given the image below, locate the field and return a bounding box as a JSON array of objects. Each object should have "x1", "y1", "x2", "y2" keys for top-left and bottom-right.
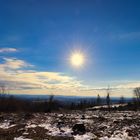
[{"x1": 0, "y1": 110, "x2": 139, "y2": 140}]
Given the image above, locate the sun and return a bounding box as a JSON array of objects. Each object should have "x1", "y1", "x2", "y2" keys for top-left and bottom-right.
[{"x1": 70, "y1": 52, "x2": 85, "y2": 67}]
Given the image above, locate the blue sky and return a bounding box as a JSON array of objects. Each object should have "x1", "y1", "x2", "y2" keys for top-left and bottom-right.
[{"x1": 0, "y1": 0, "x2": 140, "y2": 97}]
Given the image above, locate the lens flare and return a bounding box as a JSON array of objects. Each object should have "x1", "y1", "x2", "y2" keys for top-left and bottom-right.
[{"x1": 70, "y1": 52, "x2": 85, "y2": 67}]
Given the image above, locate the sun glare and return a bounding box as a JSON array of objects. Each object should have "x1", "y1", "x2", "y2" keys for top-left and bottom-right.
[{"x1": 70, "y1": 52, "x2": 85, "y2": 67}]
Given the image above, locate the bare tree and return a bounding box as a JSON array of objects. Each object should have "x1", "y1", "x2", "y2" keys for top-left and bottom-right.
[
  {"x1": 0, "y1": 84, "x2": 7, "y2": 97},
  {"x1": 48, "y1": 94, "x2": 54, "y2": 104},
  {"x1": 133, "y1": 87, "x2": 140, "y2": 103},
  {"x1": 119, "y1": 96, "x2": 125, "y2": 104},
  {"x1": 96, "y1": 94, "x2": 101, "y2": 106},
  {"x1": 106, "y1": 86, "x2": 111, "y2": 111},
  {"x1": 48, "y1": 94, "x2": 54, "y2": 112}
]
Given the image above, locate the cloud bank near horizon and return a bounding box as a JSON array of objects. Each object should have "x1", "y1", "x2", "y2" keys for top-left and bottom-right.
[{"x1": 0, "y1": 47, "x2": 139, "y2": 97}]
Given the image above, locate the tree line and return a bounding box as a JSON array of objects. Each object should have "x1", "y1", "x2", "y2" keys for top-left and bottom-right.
[{"x1": 0, "y1": 85, "x2": 140, "y2": 112}]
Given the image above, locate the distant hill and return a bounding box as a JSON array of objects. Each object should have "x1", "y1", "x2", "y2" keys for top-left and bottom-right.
[{"x1": 7, "y1": 94, "x2": 132, "y2": 104}]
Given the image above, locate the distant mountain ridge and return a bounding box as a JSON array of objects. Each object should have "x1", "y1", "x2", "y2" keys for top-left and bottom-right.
[{"x1": 6, "y1": 94, "x2": 132, "y2": 104}]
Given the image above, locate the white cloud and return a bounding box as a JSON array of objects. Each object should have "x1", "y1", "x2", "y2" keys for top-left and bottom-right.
[
  {"x1": 110, "y1": 31, "x2": 140, "y2": 40},
  {"x1": 1, "y1": 57, "x2": 33, "y2": 69},
  {"x1": 116, "y1": 82, "x2": 140, "y2": 89},
  {"x1": 0, "y1": 57, "x2": 137, "y2": 97},
  {"x1": 0, "y1": 48, "x2": 18, "y2": 53},
  {"x1": 0, "y1": 57, "x2": 84, "y2": 95}
]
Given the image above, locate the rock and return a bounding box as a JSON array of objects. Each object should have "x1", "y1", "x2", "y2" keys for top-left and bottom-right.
[
  {"x1": 0, "y1": 116, "x2": 4, "y2": 121},
  {"x1": 98, "y1": 125, "x2": 107, "y2": 130},
  {"x1": 23, "y1": 113, "x2": 33, "y2": 120},
  {"x1": 50, "y1": 135, "x2": 74, "y2": 140},
  {"x1": 126, "y1": 129, "x2": 139, "y2": 137},
  {"x1": 81, "y1": 115, "x2": 85, "y2": 120},
  {"x1": 57, "y1": 121, "x2": 65, "y2": 129},
  {"x1": 123, "y1": 114, "x2": 127, "y2": 117},
  {"x1": 72, "y1": 123, "x2": 86, "y2": 134},
  {"x1": 98, "y1": 116, "x2": 106, "y2": 121},
  {"x1": 113, "y1": 120, "x2": 119, "y2": 124}
]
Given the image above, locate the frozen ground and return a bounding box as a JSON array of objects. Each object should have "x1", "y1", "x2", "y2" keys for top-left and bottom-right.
[{"x1": 0, "y1": 110, "x2": 139, "y2": 140}]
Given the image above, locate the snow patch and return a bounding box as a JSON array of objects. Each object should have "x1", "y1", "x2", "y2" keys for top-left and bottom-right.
[
  {"x1": 14, "y1": 136, "x2": 33, "y2": 140},
  {"x1": 0, "y1": 121, "x2": 16, "y2": 129},
  {"x1": 74, "y1": 133, "x2": 95, "y2": 140}
]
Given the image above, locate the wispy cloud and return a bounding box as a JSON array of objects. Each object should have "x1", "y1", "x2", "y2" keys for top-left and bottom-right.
[
  {"x1": 1, "y1": 57, "x2": 33, "y2": 69},
  {"x1": 110, "y1": 31, "x2": 140, "y2": 40},
  {"x1": 0, "y1": 57, "x2": 83, "y2": 95},
  {"x1": 0, "y1": 57, "x2": 137, "y2": 97},
  {"x1": 119, "y1": 31, "x2": 140, "y2": 40},
  {"x1": 116, "y1": 81, "x2": 140, "y2": 89},
  {"x1": 0, "y1": 48, "x2": 18, "y2": 53}
]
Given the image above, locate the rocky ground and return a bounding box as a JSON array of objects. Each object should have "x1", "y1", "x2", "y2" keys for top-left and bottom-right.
[{"x1": 0, "y1": 110, "x2": 140, "y2": 140}]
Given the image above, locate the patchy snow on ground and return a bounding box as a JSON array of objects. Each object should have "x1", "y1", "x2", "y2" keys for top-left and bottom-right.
[
  {"x1": 99, "y1": 130, "x2": 133, "y2": 140},
  {"x1": 0, "y1": 120, "x2": 16, "y2": 129},
  {"x1": 89, "y1": 104, "x2": 128, "y2": 110},
  {"x1": 74, "y1": 133, "x2": 96, "y2": 140},
  {"x1": 0, "y1": 110, "x2": 140, "y2": 140},
  {"x1": 14, "y1": 136, "x2": 33, "y2": 140}
]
